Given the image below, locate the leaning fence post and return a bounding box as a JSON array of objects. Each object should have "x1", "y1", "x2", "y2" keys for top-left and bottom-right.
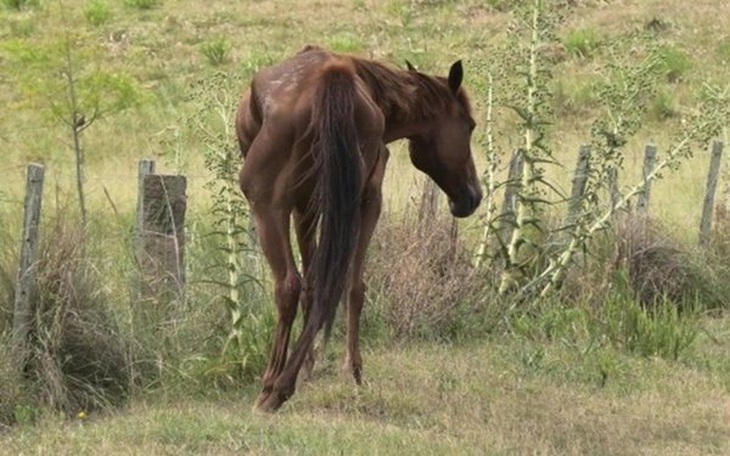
[
  {"x1": 636, "y1": 143, "x2": 657, "y2": 218},
  {"x1": 13, "y1": 163, "x2": 45, "y2": 369},
  {"x1": 607, "y1": 166, "x2": 623, "y2": 218},
  {"x1": 699, "y1": 141, "x2": 723, "y2": 247},
  {"x1": 498, "y1": 149, "x2": 524, "y2": 247},
  {"x1": 565, "y1": 144, "x2": 590, "y2": 228},
  {"x1": 418, "y1": 178, "x2": 440, "y2": 233}
]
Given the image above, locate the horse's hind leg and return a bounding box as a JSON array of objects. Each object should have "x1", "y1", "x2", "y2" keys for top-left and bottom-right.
[
  {"x1": 293, "y1": 207, "x2": 317, "y2": 380},
  {"x1": 344, "y1": 147, "x2": 387, "y2": 384},
  {"x1": 250, "y1": 206, "x2": 302, "y2": 410}
]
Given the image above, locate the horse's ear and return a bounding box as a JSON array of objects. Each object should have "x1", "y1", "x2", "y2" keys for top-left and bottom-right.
[
  {"x1": 405, "y1": 60, "x2": 417, "y2": 72},
  {"x1": 448, "y1": 60, "x2": 463, "y2": 93}
]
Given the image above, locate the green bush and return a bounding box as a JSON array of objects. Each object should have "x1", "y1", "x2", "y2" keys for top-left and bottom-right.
[
  {"x1": 656, "y1": 45, "x2": 692, "y2": 83},
  {"x1": 563, "y1": 28, "x2": 602, "y2": 59},
  {"x1": 200, "y1": 39, "x2": 231, "y2": 67},
  {"x1": 85, "y1": 0, "x2": 112, "y2": 27}
]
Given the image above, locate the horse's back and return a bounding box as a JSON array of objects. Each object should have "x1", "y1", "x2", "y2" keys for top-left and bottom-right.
[
  {"x1": 237, "y1": 46, "x2": 384, "y2": 209},
  {"x1": 237, "y1": 47, "x2": 340, "y2": 204},
  {"x1": 251, "y1": 46, "x2": 339, "y2": 120}
]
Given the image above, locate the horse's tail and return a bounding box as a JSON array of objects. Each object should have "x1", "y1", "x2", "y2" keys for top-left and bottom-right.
[{"x1": 310, "y1": 62, "x2": 362, "y2": 343}]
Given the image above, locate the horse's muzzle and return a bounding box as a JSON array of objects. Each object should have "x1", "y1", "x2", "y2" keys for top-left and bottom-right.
[{"x1": 449, "y1": 184, "x2": 482, "y2": 218}]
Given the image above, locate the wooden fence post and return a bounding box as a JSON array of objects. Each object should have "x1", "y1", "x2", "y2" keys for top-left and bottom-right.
[
  {"x1": 566, "y1": 144, "x2": 590, "y2": 228},
  {"x1": 136, "y1": 159, "x2": 155, "y2": 243},
  {"x1": 136, "y1": 164, "x2": 187, "y2": 308},
  {"x1": 699, "y1": 141, "x2": 723, "y2": 247},
  {"x1": 498, "y1": 150, "x2": 524, "y2": 247},
  {"x1": 134, "y1": 159, "x2": 154, "y2": 305},
  {"x1": 607, "y1": 166, "x2": 623, "y2": 216},
  {"x1": 13, "y1": 163, "x2": 44, "y2": 369},
  {"x1": 418, "y1": 178, "x2": 440, "y2": 232},
  {"x1": 636, "y1": 143, "x2": 657, "y2": 217}
]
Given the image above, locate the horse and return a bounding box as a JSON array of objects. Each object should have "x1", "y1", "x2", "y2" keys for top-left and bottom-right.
[{"x1": 235, "y1": 45, "x2": 482, "y2": 412}]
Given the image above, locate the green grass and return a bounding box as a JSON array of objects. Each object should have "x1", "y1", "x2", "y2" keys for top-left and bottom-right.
[
  {"x1": 3, "y1": 326, "x2": 730, "y2": 454},
  {"x1": 200, "y1": 38, "x2": 231, "y2": 66},
  {"x1": 563, "y1": 27, "x2": 603, "y2": 59},
  {"x1": 84, "y1": 0, "x2": 111, "y2": 27}
]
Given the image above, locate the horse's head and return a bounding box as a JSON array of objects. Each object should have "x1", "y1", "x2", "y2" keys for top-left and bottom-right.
[{"x1": 408, "y1": 60, "x2": 482, "y2": 218}]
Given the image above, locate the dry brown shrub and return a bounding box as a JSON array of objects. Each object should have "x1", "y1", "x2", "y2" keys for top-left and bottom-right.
[
  {"x1": 367, "y1": 211, "x2": 488, "y2": 338},
  {"x1": 565, "y1": 213, "x2": 727, "y2": 310},
  {"x1": 26, "y1": 220, "x2": 130, "y2": 415},
  {"x1": 623, "y1": 217, "x2": 728, "y2": 309}
]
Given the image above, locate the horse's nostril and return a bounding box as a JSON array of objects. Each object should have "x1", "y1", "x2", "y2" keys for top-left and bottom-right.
[{"x1": 448, "y1": 185, "x2": 481, "y2": 218}]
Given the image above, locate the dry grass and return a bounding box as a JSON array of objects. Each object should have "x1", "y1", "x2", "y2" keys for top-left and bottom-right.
[
  {"x1": 21, "y1": 218, "x2": 129, "y2": 417},
  {"x1": 3, "y1": 330, "x2": 729, "y2": 454},
  {"x1": 367, "y1": 205, "x2": 485, "y2": 338},
  {"x1": 616, "y1": 216, "x2": 728, "y2": 309}
]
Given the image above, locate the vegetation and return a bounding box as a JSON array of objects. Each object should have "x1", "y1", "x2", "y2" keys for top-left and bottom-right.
[{"x1": 1, "y1": 0, "x2": 730, "y2": 453}]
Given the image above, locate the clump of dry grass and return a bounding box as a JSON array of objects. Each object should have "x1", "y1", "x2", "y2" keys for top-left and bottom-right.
[
  {"x1": 0, "y1": 333, "x2": 28, "y2": 428},
  {"x1": 367, "y1": 210, "x2": 488, "y2": 339},
  {"x1": 23, "y1": 219, "x2": 130, "y2": 416},
  {"x1": 622, "y1": 217, "x2": 727, "y2": 310},
  {"x1": 565, "y1": 213, "x2": 728, "y2": 311}
]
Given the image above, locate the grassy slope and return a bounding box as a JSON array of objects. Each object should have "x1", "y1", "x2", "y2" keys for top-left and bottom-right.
[
  {"x1": 4, "y1": 321, "x2": 730, "y2": 455},
  {"x1": 0, "y1": 0, "x2": 728, "y2": 228},
  {"x1": 2, "y1": 0, "x2": 730, "y2": 454},
  {"x1": 2, "y1": 0, "x2": 729, "y2": 214}
]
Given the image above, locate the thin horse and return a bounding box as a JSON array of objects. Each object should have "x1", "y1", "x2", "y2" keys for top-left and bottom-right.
[{"x1": 236, "y1": 45, "x2": 482, "y2": 412}]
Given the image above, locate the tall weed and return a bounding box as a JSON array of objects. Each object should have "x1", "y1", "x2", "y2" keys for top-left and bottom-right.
[{"x1": 367, "y1": 207, "x2": 492, "y2": 341}]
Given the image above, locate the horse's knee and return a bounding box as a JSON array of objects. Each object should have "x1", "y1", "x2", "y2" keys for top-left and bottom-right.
[{"x1": 275, "y1": 273, "x2": 302, "y2": 302}]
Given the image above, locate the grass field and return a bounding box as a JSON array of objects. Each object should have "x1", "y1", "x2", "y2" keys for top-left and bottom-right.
[
  {"x1": 2, "y1": 0, "x2": 730, "y2": 454},
  {"x1": 4, "y1": 324, "x2": 730, "y2": 455}
]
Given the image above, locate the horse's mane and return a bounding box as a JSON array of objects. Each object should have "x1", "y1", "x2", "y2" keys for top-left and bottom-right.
[{"x1": 350, "y1": 57, "x2": 472, "y2": 123}]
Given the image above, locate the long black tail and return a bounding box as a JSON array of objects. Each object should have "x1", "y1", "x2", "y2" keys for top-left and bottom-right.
[{"x1": 310, "y1": 63, "x2": 362, "y2": 342}]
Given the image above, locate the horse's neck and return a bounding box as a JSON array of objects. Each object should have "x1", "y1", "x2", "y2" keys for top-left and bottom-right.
[
  {"x1": 352, "y1": 59, "x2": 435, "y2": 142},
  {"x1": 378, "y1": 83, "x2": 434, "y2": 143}
]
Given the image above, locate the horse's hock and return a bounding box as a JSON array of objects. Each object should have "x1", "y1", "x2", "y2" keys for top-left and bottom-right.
[{"x1": 137, "y1": 173, "x2": 187, "y2": 306}]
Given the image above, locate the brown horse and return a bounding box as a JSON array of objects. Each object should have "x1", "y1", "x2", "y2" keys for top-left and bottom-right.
[{"x1": 236, "y1": 45, "x2": 481, "y2": 412}]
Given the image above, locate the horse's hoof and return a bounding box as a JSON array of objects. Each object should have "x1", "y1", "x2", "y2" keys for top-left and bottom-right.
[
  {"x1": 255, "y1": 390, "x2": 288, "y2": 413},
  {"x1": 353, "y1": 366, "x2": 363, "y2": 385},
  {"x1": 343, "y1": 362, "x2": 363, "y2": 385},
  {"x1": 299, "y1": 358, "x2": 315, "y2": 383},
  {"x1": 252, "y1": 391, "x2": 272, "y2": 413}
]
